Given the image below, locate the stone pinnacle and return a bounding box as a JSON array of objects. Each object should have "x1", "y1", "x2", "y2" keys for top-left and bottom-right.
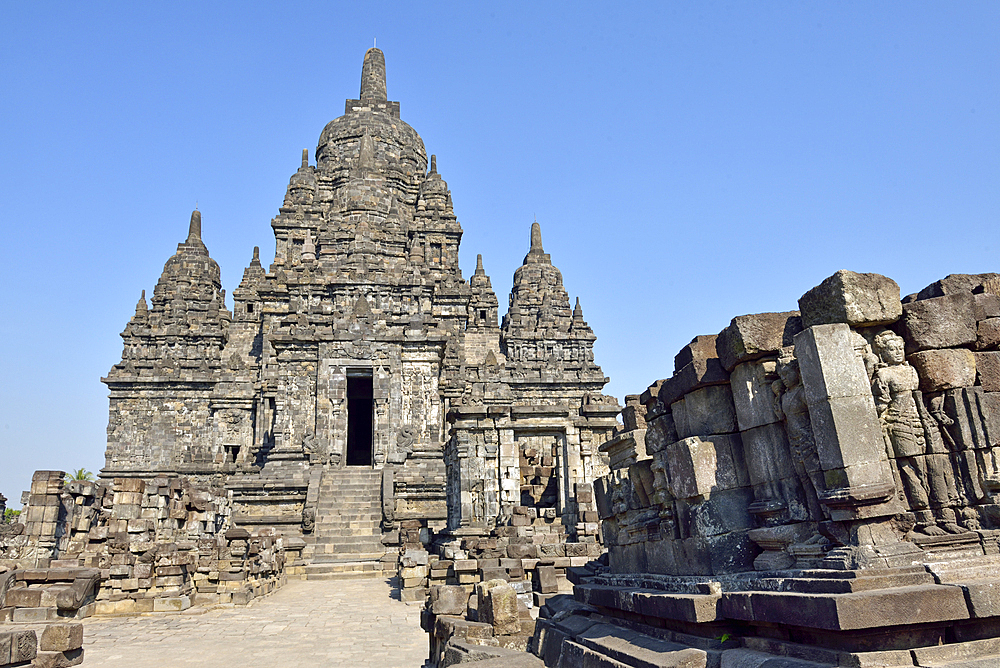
[
  {"x1": 360, "y1": 47, "x2": 387, "y2": 102},
  {"x1": 530, "y1": 221, "x2": 543, "y2": 253},
  {"x1": 301, "y1": 148, "x2": 309, "y2": 168},
  {"x1": 187, "y1": 209, "x2": 202, "y2": 243},
  {"x1": 475, "y1": 254, "x2": 485, "y2": 276}
]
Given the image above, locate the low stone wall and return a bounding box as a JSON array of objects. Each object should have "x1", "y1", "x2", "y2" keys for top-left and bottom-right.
[{"x1": 1, "y1": 471, "x2": 286, "y2": 616}]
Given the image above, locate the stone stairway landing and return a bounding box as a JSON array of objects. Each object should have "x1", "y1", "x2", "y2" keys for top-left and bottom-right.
[{"x1": 304, "y1": 467, "x2": 389, "y2": 580}]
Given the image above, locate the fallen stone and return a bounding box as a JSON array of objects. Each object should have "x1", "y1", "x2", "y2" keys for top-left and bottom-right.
[
  {"x1": 908, "y1": 349, "x2": 977, "y2": 392},
  {"x1": 798, "y1": 270, "x2": 901, "y2": 328},
  {"x1": 716, "y1": 312, "x2": 802, "y2": 371},
  {"x1": 39, "y1": 624, "x2": 84, "y2": 652},
  {"x1": 430, "y1": 585, "x2": 471, "y2": 616}
]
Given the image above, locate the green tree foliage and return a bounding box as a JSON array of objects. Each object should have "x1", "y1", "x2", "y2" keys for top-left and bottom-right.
[{"x1": 65, "y1": 468, "x2": 95, "y2": 482}]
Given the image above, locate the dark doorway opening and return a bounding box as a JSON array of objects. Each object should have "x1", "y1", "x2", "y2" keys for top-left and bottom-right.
[{"x1": 346, "y1": 373, "x2": 374, "y2": 466}]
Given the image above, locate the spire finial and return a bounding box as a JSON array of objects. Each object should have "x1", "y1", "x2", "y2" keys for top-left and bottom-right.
[
  {"x1": 360, "y1": 46, "x2": 387, "y2": 102},
  {"x1": 475, "y1": 253, "x2": 485, "y2": 276},
  {"x1": 187, "y1": 209, "x2": 202, "y2": 243},
  {"x1": 251, "y1": 246, "x2": 261, "y2": 267},
  {"x1": 136, "y1": 290, "x2": 148, "y2": 313},
  {"x1": 530, "y1": 220, "x2": 543, "y2": 253},
  {"x1": 301, "y1": 149, "x2": 308, "y2": 168},
  {"x1": 574, "y1": 297, "x2": 584, "y2": 319},
  {"x1": 430, "y1": 155, "x2": 437, "y2": 174}
]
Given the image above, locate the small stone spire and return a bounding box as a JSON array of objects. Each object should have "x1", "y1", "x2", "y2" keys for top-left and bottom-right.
[
  {"x1": 410, "y1": 237, "x2": 424, "y2": 265},
  {"x1": 430, "y1": 155, "x2": 437, "y2": 174},
  {"x1": 530, "y1": 221, "x2": 543, "y2": 253},
  {"x1": 573, "y1": 297, "x2": 584, "y2": 320},
  {"x1": 523, "y1": 219, "x2": 551, "y2": 265},
  {"x1": 186, "y1": 209, "x2": 202, "y2": 243},
  {"x1": 135, "y1": 290, "x2": 148, "y2": 315},
  {"x1": 250, "y1": 246, "x2": 261, "y2": 268},
  {"x1": 360, "y1": 47, "x2": 387, "y2": 102},
  {"x1": 475, "y1": 254, "x2": 485, "y2": 277},
  {"x1": 302, "y1": 231, "x2": 316, "y2": 262},
  {"x1": 301, "y1": 149, "x2": 309, "y2": 168}
]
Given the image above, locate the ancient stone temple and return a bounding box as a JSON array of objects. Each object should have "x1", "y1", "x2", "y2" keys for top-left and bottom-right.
[{"x1": 100, "y1": 47, "x2": 617, "y2": 572}]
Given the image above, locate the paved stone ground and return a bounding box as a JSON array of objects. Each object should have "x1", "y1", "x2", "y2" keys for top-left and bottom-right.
[{"x1": 82, "y1": 578, "x2": 429, "y2": 667}]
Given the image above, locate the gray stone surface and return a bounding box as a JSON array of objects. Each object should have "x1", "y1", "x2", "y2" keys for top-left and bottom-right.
[
  {"x1": 81, "y1": 578, "x2": 426, "y2": 668},
  {"x1": 908, "y1": 348, "x2": 978, "y2": 391},
  {"x1": 977, "y1": 351, "x2": 1000, "y2": 391},
  {"x1": 916, "y1": 273, "x2": 1000, "y2": 301},
  {"x1": 900, "y1": 292, "x2": 978, "y2": 351},
  {"x1": 716, "y1": 312, "x2": 802, "y2": 372},
  {"x1": 798, "y1": 270, "x2": 902, "y2": 328},
  {"x1": 671, "y1": 385, "x2": 738, "y2": 439}
]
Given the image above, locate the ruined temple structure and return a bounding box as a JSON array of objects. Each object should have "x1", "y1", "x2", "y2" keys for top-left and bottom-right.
[
  {"x1": 529, "y1": 270, "x2": 1000, "y2": 667},
  {"x1": 99, "y1": 48, "x2": 618, "y2": 576}
]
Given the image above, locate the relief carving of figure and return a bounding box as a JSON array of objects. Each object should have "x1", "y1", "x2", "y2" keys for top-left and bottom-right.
[
  {"x1": 872, "y1": 331, "x2": 965, "y2": 535},
  {"x1": 773, "y1": 349, "x2": 826, "y2": 527}
]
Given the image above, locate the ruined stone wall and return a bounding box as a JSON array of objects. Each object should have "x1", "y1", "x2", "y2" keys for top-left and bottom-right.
[
  {"x1": 599, "y1": 271, "x2": 1000, "y2": 576},
  {"x1": 1, "y1": 471, "x2": 286, "y2": 614}
]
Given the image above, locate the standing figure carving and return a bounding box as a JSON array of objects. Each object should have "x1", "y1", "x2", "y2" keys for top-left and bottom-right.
[
  {"x1": 773, "y1": 349, "x2": 826, "y2": 524},
  {"x1": 871, "y1": 331, "x2": 964, "y2": 535}
]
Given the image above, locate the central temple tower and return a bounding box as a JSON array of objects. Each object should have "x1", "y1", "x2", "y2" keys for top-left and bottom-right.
[{"x1": 103, "y1": 49, "x2": 618, "y2": 561}]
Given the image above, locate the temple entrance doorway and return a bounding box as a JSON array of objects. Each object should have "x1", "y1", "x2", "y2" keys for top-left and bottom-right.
[{"x1": 346, "y1": 371, "x2": 374, "y2": 466}]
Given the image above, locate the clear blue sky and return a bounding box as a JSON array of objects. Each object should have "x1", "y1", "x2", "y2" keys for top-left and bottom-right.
[{"x1": 1, "y1": 2, "x2": 997, "y2": 503}]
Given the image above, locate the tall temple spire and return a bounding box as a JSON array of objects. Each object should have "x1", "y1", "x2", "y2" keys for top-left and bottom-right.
[
  {"x1": 186, "y1": 209, "x2": 202, "y2": 243},
  {"x1": 360, "y1": 47, "x2": 387, "y2": 102}
]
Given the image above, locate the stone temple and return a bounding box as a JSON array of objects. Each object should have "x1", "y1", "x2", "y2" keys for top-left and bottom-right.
[
  {"x1": 7, "y1": 47, "x2": 1000, "y2": 668},
  {"x1": 100, "y1": 47, "x2": 619, "y2": 571}
]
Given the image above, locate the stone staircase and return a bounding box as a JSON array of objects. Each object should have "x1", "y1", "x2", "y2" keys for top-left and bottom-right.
[{"x1": 303, "y1": 467, "x2": 390, "y2": 580}]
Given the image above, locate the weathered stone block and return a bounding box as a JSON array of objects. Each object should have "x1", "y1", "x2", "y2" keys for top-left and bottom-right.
[
  {"x1": 716, "y1": 311, "x2": 802, "y2": 371},
  {"x1": 658, "y1": 358, "x2": 729, "y2": 407},
  {"x1": 730, "y1": 358, "x2": 780, "y2": 431},
  {"x1": 672, "y1": 385, "x2": 737, "y2": 438},
  {"x1": 977, "y1": 352, "x2": 1000, "y2": 392},
  {"x1": 665, "y1": 437, "x2": 726, "y2": 499},
  {"x1": 917, "y1": 273, "x2": 1000, "y2": 300},
  {"x1": 643, "y1": 413, "x2": 676, "y2": 455},
  {"x1": 794, "y1": 324, "x2": 896, "y2": 508},
  {"x1": 429, "y1": 585, "x2": 470, "y2": 615},
  {"x1": 536, "y1": 565, "x2": 557, "y2": 594},
  {"x1": 39, "y1": 624, "x2": 83, "y2": 652},
  {"x1": 152, "y1": 596, "x2": 190, "y2": 612},
  {"x1": 674, "y1": 334, "x2": 719, "y2": 372},
  {"x1": 978, "y1": 318, "x2": 1000, "y2": 351},
  {"x1": 974, "y1": 293, "x2": 1000, "y2": 321},
  {"x1": 909, "y1": 349, "x2": 977, "y2": 392},
  {"x1": 901, "y1": 292, "x2": 977, "y2": 351},
  {"x1": 11, "y1": 629, "x2": 37, "y2": 663},
  {"x1": 799, "y1": 270, "x2": 901, "y2": 328}
]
